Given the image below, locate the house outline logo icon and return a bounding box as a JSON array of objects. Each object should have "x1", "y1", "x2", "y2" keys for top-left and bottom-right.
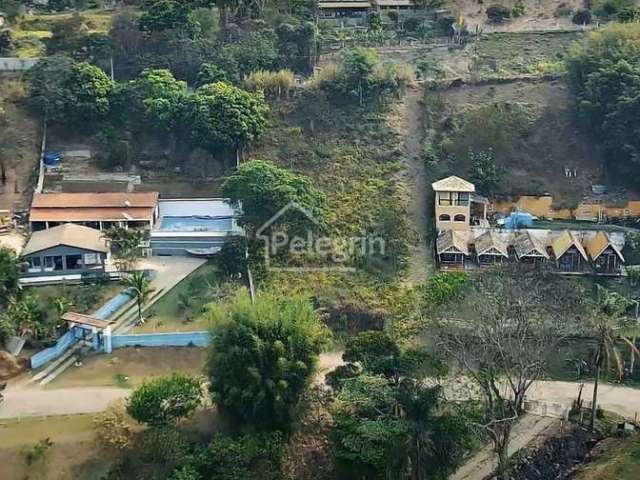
[{"x1": 256, "y1": 201, "x2": 355, "y2": 272}]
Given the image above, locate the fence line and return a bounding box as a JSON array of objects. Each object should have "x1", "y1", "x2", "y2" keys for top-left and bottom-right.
[
  {"x1": 110, "y1": 331, "x2": 209, "y2": 349},
  {"x1": 30, "y1": 330, "x2": 77, "y2": 370}
]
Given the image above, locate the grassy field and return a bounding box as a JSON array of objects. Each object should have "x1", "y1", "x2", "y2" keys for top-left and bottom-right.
[
  {"x1": 0, "y1": 414, "x2": 112, "y2": 480},
  {"x1": 575, "y1": 434, "x2": 640, "y2": 480},
  {"x1": 10, "y1": 9, "x2": 116, "y2": 58},
  {"x1": 423, "y1": 80, "x2": 606, "y2": 205},
  {"x1": 134, "y1": 262, "x2": 238, "y2": 333},
  {"x1": 50, "y1": 347, "x2": 206, "y2": 388}
]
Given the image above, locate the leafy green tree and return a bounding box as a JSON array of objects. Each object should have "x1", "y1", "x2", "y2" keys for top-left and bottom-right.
[
  {"x1": 26, "y1": 55, "x2": 74, "y2": 119},
  {"x1": 138, "y1": 0, "x2": 195, "y2": 34},
  {"x1": 115, "y1": 68, "x2": 188, "y2": 131},
  {"x1": 1, "y1": 295, "x2": 51, "y2": 342},
  {"x1": 216, "y1": 236, "x2": 247, "y2": 277},
  {"x1": 195, "y1": 62, "x2": 228, "y2": 87},
  {"x1": 121, "y1": 271, "x2": 156, "y2": 325},
  {"x1": 587, "y1": 286, "x2": 640, "y2": 431},
  {"x1": 222, "y1": 160, "x2": 327, "y2": 236},
  {"x1": 102, "y1": 226, "x2": 145, "y2": 273},
  {"x1": 127, "y1": 374, "x2": 203, "y2": 426},
  {"x1": 467, "y1": 148, "x2": 503, "y2": 195},
  {"x1": 66, "y1": 62, "x2": 114, "y2": 124},
  {"x1": 331, "y1": 375, "x2": 471, "y2": 480},
  {"x1": 0, "y1": 246, "x2": 20, "y2": 307},
  {"x1": 565, "y1": 23, "x2": 640, "y2": 182},
  {"x1": 189, "y1": 81, "x2": 268, "y2": 158},
  {"x1": 189, "y1": 432, "x2": 284, "y2": 479},
  {"x1": 206, "y1": 292, "x2": 330, "y2": 430}
]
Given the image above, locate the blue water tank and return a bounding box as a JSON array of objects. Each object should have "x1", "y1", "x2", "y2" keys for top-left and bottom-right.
[{"x1": 43, "y1": 151, "x2": 61, "y2": 168}]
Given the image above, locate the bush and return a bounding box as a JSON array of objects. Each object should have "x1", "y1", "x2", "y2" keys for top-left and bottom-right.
[
  {"x1": 512, "y1": 0, "x2": 525, "y2": 18},
  {"x1": 554, "y1": 3, "x2": 574, "y2": 17},
  {"x1": 216, "y1": 236, "x2": 247, "y2": 278},
  {"x1": 572, "y1": 8, "x2": 593, "y2": 24},
  {"x1": 127, "y1": 374, "x2": 203, "y2": 426},
  {"x1": 486, "y1": 4, "x2": 512, "y2": 23},
  {"x1": 94, "y1": 401, "x2": 133, "y2": 452},
  {"x1": 616, "y1": 6, "x2": 640, "y2": 22}
]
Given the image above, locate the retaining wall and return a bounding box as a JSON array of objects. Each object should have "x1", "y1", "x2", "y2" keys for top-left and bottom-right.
[
  {"x1": 30, "y1": 330, "x2": 77, "y2": 370},
  {"x1": 111, "y1": 331, "x2": 209, "y2": 349}
]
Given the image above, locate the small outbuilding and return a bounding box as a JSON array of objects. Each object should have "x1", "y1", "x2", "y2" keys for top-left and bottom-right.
[
  {"x1": 436, "y1": 230, "x2": 468, "y2": 267},
  {"x1": 552, "y1": 230, "x2": 589, "y2": 273},
  {"x1": 474, "y1": 231, "x2": 509, "y2": 265},
  {"x1": 513, "y1": 230, "x2": 549, "y2": 264},
  {"x1": 586, "y1": 231, "x2": 625, "y2": 275},
  {"x1": 20, "y1": 223, "x2": 109, "y2": 281}
]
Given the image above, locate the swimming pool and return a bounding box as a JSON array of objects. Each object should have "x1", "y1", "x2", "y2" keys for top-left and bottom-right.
[{"x1": 159, "y1": 216, "x2": 233, "y2": 232}]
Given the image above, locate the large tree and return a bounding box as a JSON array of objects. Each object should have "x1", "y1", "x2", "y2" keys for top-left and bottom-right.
[
  {"x1": 222, "y1": 160, "x2": 327, "y2": 236},
  {"x1": 0, "y1": 246, "x2": 20, "y2": 307},
  {"x1": 189, "y1": 81, "x2": 268, "y2": 160},
  {"x1": 433, "y1": 266, "x2": 584, "y2": 479},
  {"x1": 565, "y1": 23, "x2": 640, "y2": 182},
  {"x1": 205, "y1": 292, "x2": 330, "y2": 431}
]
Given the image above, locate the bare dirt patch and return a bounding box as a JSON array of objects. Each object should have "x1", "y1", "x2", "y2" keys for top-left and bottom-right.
[{"x1": 49, "y1": 347, "x2": 206, "y2": 388}]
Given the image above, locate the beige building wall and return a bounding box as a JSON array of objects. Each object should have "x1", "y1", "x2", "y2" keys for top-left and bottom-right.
[{"x1": 435, "y1": 192, "x2": 471, "y2": 231}]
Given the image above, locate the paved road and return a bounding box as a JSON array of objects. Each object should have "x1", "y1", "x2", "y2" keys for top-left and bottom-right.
[{"x1": 0, "y1": 387, "x2": 131, "y2": 419}]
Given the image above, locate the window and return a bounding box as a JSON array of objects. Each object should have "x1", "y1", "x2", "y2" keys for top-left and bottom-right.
[
  {"x1": 44, "y1": 256, "x2": 64, "y2": 271},
  {"x1": 84, "y1": 253, "x2": 99, "y2": 265},
  {"x1": 458, "y1": 192, "x2": 470, "y2": 206},
  {"x1": 66, "y1": 254, "x2": 83, "y2": 270},
  {"x1": 439, "y1": 214, "x2": 451, "y2": 222},
  {"x1": 438, "y1": 192, "x2": 452, "y2": 206},
  {"x1": 454, "y1": 214, "x2": 466, "y2": 222},
  {"x1": 27, "y1": 257, "x2": 42, "y2": 273}
]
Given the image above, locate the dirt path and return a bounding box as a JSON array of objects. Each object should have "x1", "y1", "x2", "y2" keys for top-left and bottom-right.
[
  {"x1": 393, "y1": 85, "x2": 432, "y2": 284},
  {"x1": 451, "y1": 414, "x2": 560, "y2": 480},
  {"x1": 0, "y1": 387, "x2": 131, "y2": 419}
]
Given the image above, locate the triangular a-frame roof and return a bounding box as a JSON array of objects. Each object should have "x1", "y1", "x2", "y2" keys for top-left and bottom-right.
[
  {"x1": 431, "y1": 176, "x2": 475, "y2": 193},
  {"x1": 475, "y1": 231, "x2": 509, "y2": 257},
  {"x1": 436, "y1": 230, "x2": 469, "y2": 255},
  {"x1": 552, "y1": 230, "x2": 588, "y2": 261},
  {"x1": 513, "y1": 231, "x2": 549, "y2": 259},
  {"x1": 585, "y1": 231, "x2": 624, "y2": 262}
]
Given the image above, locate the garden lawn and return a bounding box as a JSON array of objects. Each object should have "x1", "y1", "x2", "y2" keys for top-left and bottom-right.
[{"x1": 134, "y1": 262, "x2": 237, "y2": 333}]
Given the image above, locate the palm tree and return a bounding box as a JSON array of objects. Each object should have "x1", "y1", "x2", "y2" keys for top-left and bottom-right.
[
  {"x1": 121, "y1": 271, "x2": 155, "y2": 326},
  {"x1": 587, "y1": 286, "x2": 640, "y2": 431}
]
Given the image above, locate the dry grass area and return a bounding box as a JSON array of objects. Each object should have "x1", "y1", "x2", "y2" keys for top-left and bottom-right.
[
  {"x1": 574, "y1": 434, "x2": 640, "y2": 480},
  {"x1": 0, "y1": 75, "x2": 40, "y2": 213},
  {"x1": 424, "y1": 80, "x2": 606, "y2": 206},
  {"x1": 49, "y1": 347, "x2": 206, "y2": 389},
  {"x1": 0, "y1": 414, "x2": 112, "y2": 480},
  {"x1": 447, "y1": 0, "x2": 586, "y2": 32}
]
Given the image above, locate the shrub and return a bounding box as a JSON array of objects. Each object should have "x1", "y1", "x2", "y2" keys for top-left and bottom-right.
[
  {"x1": 486, "y1": 4, "x2": 512, "y2": 23},
  {"x1": 216, "y1": 236, "x2": 247, "y2": 278},
  {"x1": 616, "y1": 6, "x2": 640, "y2": 22},
  {"x1": 243, "y1": 69, "x2": 295, "y2": 99},
  {"x1": 554, "y1": 3, "x2": 574, "y2": 17},
  {"x1": 512, "y1": 0, "x2": 525, "y2": 17},
  {"x1": 127, "y1": 374, "x2": 203, "y2": 426},
  {"x1": 94, "y1": 401, "x2": 133, "y2": 452},
  {"x1": 572, "y1": 8, "x2": 593, "y2": 24}
]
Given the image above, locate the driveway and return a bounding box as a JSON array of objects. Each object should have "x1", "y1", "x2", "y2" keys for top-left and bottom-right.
[
  {"x1": 113, "y1": 256, "x2": 206, "y2": 333},
  {"x1": 0, "y1": 387, "x2": 131, "y2": 419}
]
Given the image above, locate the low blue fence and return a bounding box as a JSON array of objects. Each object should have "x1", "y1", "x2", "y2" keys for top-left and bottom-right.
[
  {"x1": 30, "y1": 288, "x2": 133, "y2": 369},
  {"x1": 93, "y1": 288, "x2": 134, "y2": 319},
  {"x1": 30, "y1": 330, "x2": 77, "y2": 369},
  {"x1": 111, "y1": 331, "x2": 209, "y2": 349}
]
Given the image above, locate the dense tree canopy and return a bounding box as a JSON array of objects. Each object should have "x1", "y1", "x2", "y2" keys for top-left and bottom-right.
[
  {"x1": 190, "y1": 81, "x2": 268, "y2": 153},
  {"x1": 565, "y1": 23, "x2": 640, "y2": 182},
  {"x1": 0, "y1": 247, "x2": 20, "y2": 307},
  {"x1": 222, "y1": 160, "x2": 327, "y2": 236},
  {"x1": 206, "y1": 292, "x2": 330, "y2": 430}
]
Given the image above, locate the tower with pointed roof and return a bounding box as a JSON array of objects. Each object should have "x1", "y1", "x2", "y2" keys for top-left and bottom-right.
[{"x1": 432, "y1": 176, "x2": 475, "y2": 231}]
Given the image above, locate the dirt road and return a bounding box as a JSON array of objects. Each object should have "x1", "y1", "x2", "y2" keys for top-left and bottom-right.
[
  {"x1": 0, "y1": 387, "x2": 131, "y2": 419},
  {"x1": 393, "y1": 85, "x2": 432, "y2": 284}
]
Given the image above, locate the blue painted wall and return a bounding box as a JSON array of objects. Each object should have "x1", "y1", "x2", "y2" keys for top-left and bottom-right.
[
  {"x1": 111, "y1": 331, "x2": 209, "y2": 349},
  {"x1": 30, "y1": 330, "x2": 78, "y2": 369}
]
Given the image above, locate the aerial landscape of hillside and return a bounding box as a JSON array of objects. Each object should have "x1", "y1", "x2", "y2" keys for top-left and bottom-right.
[{"x1": 1, "y1": 0, "x2": 640, "y2": 479}]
